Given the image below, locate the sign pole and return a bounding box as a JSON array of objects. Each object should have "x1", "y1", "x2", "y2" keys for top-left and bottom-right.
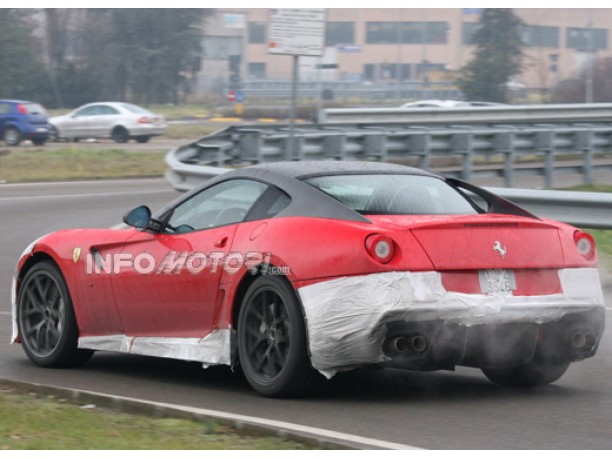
[
  {"x1": 289, "y1": 55, "x2": 299, "y2": 160},
  {"x1": 267, "y1": 9, "x2": 327, "y2": 159}
]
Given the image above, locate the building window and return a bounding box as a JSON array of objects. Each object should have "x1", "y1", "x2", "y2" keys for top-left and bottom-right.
[
  {"x1": 201, "y1": 36, "x2": 243, "y2": 60},
  {"x1": 248, "y1": 62, "x2": 266, "y2": 79},
  {"x1": 248, "y1": 22, "x2": 266, "y2": 44},
  {"x1": 416, "y1": 62, "x2": 446, "y2": 78},
  {"x1": 462, "y1": 22, "x2": 480, "y2": 45},
  {"x1": 567, "y1": 28, "x2": 607, "y2": 50},
  {"x1": 363, "y1": 64, "x2": 376, "y2": 81},
  {"x1": 326, "y1": 22, "x2": 355, "y2": 46},
  {"x1": 366, "y1": 22, "x2": 449, "y2": 44},
  {"x1": 520, "y1": 25, "x2": 559, "y2": 48}
]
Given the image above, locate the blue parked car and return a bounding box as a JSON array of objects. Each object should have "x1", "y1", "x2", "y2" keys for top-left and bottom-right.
[{"x1": 0, "y1": 99, "x2": 51, "y2": 146}]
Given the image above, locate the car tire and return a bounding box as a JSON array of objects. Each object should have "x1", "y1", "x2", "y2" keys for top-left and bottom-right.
[
  {"x1": 111, "y1": 126, "x2": 129, "y2": 143},
  {"x1": 32, "y1": 139, "x2": 46, "y2": 146},
  {"x1": 237, "y1": 275, "x2": 318, "y2": 397},
  {"x1": 134, "y1": 136, "x2": 150, "y2": 143},
  {"x1": 49, "y1": 125, "x2": 60, "y2": 142},
  {"x1": 4, "y1": 127, "x2": 22, "y2": 146},
  {"x1": 17, "y1": 261, "x2": 93, "y2": 368},
  {"x1": 482, "y1": 358, "x2": 570, "y2": 387}
]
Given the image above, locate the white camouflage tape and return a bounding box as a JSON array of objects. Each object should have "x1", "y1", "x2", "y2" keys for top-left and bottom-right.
[
  {"x1": 78, "y1": 329, "x2": 231, "y2": 366},
  {"x1": 298, "y1": 268, "x2": 604, "y2": 378}
]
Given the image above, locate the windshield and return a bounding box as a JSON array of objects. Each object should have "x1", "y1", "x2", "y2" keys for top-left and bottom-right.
[{"x1": 305, "y1": 174, "x2": 478, "y2": 215}]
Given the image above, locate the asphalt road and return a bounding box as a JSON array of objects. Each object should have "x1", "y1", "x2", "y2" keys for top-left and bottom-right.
[{"x1": 1, "y1": 179, "x2": 611, "y2": 449}]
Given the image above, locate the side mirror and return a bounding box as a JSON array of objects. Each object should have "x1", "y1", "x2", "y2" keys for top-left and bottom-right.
[{"x1": 123, "y1": 205, "x2": 152, "y2": 229}]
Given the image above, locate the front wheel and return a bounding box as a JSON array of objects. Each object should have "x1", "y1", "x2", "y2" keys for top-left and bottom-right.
[
  {"x1": 4, "y1": 127, "x2": 22, "y2": 146},
  {"x1": 32, "y1": 138, "x2": 46, "y2": 146},
  {"x1": 17, "y1": 261, "x2": 93, "y2": 367},
  {"x1": 482, "y1": 358, "x2": 570, "y2": 387},
  {"x1": 237, "y1": 276, "x2": 318, "y2": 397}
]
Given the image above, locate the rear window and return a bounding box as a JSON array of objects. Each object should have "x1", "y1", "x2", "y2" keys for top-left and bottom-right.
[
  {"x1": 120, "y1": 103, "x2": 151, "y2": 114},
  {"x1": 305, "y1": 174, "x2": 478, "y2": 215},
  {"x1": 22, "y1": 103, "x2": 47, "y2": 115}
]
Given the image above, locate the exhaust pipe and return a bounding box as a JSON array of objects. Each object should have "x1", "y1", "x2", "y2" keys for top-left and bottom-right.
[
  {"x1": 390, "y1": 336, "x2": 410, "y2": 353},
  {"x1": 411, "y1": 335, "x2": 427, "y2": 353},
  {"x1": 571, "y1": 332, "x2": 586, "y2": 349},
  {"x1": 389, "y1": 335, "x2": 428, "y2": 354},
  {"x1": 571, "y1": 331, "x2": 597, "y2": 350}
]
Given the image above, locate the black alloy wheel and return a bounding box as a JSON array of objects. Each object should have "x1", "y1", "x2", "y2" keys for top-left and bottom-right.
[{"x1": 17, "y1": 261, "x2": 93, "y2": 367}]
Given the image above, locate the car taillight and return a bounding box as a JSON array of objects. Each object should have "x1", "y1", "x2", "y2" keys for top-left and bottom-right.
[
  {"x1": 365, "y1": 234, "x2": 395, "y2": 264},
  {"x1": 574, "y1": 231, "x2": 595, "y2": 260},
  {"x1": 17, "y1": 104, "x2": 28, "y2": 114},
  {"x1": 137, "y1": 116, "x2": 151, "y2": 124}
]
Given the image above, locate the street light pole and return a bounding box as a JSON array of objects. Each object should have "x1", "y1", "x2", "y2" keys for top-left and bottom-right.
[{"x1": 585, "y1": 10, "x2": 594, "y2": 104}]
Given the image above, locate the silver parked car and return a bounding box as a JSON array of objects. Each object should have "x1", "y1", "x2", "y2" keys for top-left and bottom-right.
[{"x1": 50, "y1": 102, "x2": 166, "y2": 143}]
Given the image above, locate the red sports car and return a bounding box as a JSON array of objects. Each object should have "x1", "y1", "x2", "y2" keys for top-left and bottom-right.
[{"x1": 11, "y1": 161, "x2": 606, "y2": 397}]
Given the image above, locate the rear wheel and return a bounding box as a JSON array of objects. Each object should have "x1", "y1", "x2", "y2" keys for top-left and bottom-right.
[
  {"x1": 134, "y1": 135, "x2": 150, "y2": 143},
  {"x1": 4, "y1": 127, "x2": 22, "y2": 146},
  {"x1": 482, "y1": 358, "x2": 569, "y2": 387},
  {"x1": 17, "y1": 261, "x2": 93, "y2": 367},
  {"x1": 237, "y1": 276, "x2": 318, "y2": 397},
  {"x1": 32, "y1": 138, "x2": 46, "y2": 146},
  {"x1": 111, "y1": 126, "x2": 129, "y2": 143}
]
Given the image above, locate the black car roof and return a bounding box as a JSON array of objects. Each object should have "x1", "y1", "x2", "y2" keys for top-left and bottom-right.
[
  {"x1": 241, "y1": 160, "x2": 439, "y2": 180},
  {"x1": 155, "y1": 161, "x2": 444, "y2": 224}
]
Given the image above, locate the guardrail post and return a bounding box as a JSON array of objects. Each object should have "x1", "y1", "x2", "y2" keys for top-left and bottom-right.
[
  {"x1": 535, "y1": 130, "x2": 555, "y2": 188},
  {"x1": 323, "y1": 133, "x2": 347, "y2": 160},
  {"x1": 452, "y1": 131, "x2": 473, "y2": 182},
  {"x1": 239, "y1": 130, "x2": 262, "y2": 164},
  {"x1": 363, "y1": 133, "x2": 388, "y2": 161},
  {"x1": 408, "y1": 132, "x2": 431, "y2": 169},
  {"x1": 494, "y1": 130, "x2": 516, "y2": 188},
  {"x1": 574, "y1": 130, "x2": 594, "y2": 185}
]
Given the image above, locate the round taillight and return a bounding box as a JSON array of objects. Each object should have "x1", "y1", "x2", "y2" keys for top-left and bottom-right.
[
  {"x1": 137, "y1": 116, "x2": 151, "y2": 124},
  {"x1": 574, "y1": 231, "x2": 595, "y2": 260},
  {"x1": 365, "y1": 234, "x2": 395, "y2": 264}
]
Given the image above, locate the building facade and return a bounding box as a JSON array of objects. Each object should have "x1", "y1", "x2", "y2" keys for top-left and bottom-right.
[{"x1": 197, "y1": 8, "x2": 612, "y2": 96}]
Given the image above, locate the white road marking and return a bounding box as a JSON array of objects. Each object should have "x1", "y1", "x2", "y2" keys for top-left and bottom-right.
[
  {"x1": 0, "y1": 178, "x2": 165, "y2": 188},
  {"x1": 0, "y1": 189, "x2": 171, "y2": 202}
]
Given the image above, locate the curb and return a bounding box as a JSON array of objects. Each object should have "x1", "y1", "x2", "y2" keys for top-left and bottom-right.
[{"x1": 0, "y1": 378, "x2": 421, "y2": 450}]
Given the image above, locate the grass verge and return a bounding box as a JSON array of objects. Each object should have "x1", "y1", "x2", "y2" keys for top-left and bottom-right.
[
  {"x1": 0, "y1": 384, "x2": 312, "y2": 449},
  {"x1": 0, "y1": 148, "x2": 166, "y2": 183}
]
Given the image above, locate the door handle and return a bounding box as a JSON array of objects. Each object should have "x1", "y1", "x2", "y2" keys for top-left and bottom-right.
[{"x1": 215, "y1": 236, "x2": 228, "y2": 248}]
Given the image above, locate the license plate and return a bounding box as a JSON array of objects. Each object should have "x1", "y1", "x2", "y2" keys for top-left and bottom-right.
[{"x1": 479, "y1": 269, "x2": 516, "y2": 295}]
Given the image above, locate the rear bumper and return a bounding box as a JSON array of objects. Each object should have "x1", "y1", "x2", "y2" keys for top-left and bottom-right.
[{"x1": 297, "y1": 268, "x2": 605, "y2": 378}]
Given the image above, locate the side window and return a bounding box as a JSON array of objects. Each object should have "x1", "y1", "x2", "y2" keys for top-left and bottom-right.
[
  {"x1": 0, "y1": 103, "x2": 11, "y2": 115},
  {"x1": 100, "y1": 105, "x2": 120, "y2": 115},
  {"x1": 167, "y1": 179, "x2": 269, "y2": 232},
  {"x1": 74, "y1": 106, "x2": 99, "y2": 117}
]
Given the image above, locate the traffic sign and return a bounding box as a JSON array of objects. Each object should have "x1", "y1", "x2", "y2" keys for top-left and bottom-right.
[
  {"x1": 226, "y1": 90, "x2": 236, "y2": 103},
  {"x1": 235, "y1": 90, "x2": 244, "y2": 103}
]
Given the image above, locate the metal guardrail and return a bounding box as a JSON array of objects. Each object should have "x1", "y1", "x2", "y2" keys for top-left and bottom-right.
[
  {"x1": 164, "y1": 122, "x2": 612, "y2": 188},
  {"x1": 163, "y1": 158, "x2": 612, "y2": 229},
  {"x1": 318, "y1": 103, "x2": 612, "y2": 124}
]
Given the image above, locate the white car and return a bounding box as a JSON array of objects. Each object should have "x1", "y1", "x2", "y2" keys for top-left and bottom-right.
[
  {"x1": 400, "y1": 100, "x2": 508, "y2": 109},
  {"x1": 400, "y1": 100, "x2": 463, "y2": 108},
  {"x1": 50, "y1": 102, "x2": 166, "y2": 143}
]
